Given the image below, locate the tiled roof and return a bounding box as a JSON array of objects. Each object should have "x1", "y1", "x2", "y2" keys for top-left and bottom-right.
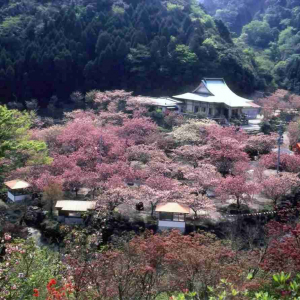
[{"x1": 173, "y1": 79, "x2": 261, "y2": 109}]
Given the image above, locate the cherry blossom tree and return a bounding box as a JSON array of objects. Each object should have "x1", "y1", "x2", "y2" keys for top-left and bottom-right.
[
  {"x1": 163, "y1": 111, "x2": 185, "y2": 129},
  {"x1": 208, "y1": 138, "x2": 249, "y2": 176},
  {"x1": 261, "y1": 172, "x2": 300, "y2": 207},
  {"x1": 126, "y1": 144, "x2": 170, "y2": 165},
  {"x1": 260, "y1": 153, "x2": 300, "y2": 173},
  {"x1": 126, "y1": 95, "x2": 154, "y2": 118},
  {"x1": 257, "y1": 89, "x2": 291, "y2": 119},
  {"x1": 206, "y1": 125, "x2": 249, "y2": 175},
  {"x1": 216, "y1": 175, "x2": 259, "y2": 209},
  {"x1": 171, "y1": 119, "x2": 214, "y2": 145},
  {"x1": 288, "y1": 120, "x2": 300, "y2": 148},
  {"x1": 93, "y1": 90, "x2": 133, "y2": 112},
  {"x1": 187, "y1": 194, "x2": 215, "y2": 218},
  {"x1": 95, "y1": 187, "x2": 136, "y2": 212},
  {"x1": 117, "y1": 117, "x2": 158, "y2": 145},
  {"x1": 207, "y1": 125, "x2": 248, "y2": 143},
  {"x1": 288, "y1": 93, "x2": 300, "y2": 112},
  {"x1": 186, "y1": 163, "x2": 221, "y2": 195},
  {"x1": 172, "y1": 145, "x2": 209, "y2": 167},
  {"x1": 245, "y1": 133, "x2": 277, "y2": 156},
  {"x1": 133, "y1": 185, "x2": 173, "y2": 216},
  {"x1": 61, "y1": 166, "x2": 85, "y2": 196}
]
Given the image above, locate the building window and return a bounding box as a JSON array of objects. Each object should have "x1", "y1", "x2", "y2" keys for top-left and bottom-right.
[
  {"x1": 173, "y1": 214, "x2": 185, "y2": 222},
  {"x1": 209, "y1": 108, "x2": 212, "y2": 115},
  {"x1": 202, "y1": 107, "x2": 206, "y2": 112},
  {"x1": 159, "y1": 212, "x2": 173, "y2": 221},
  {"x1": 194, "y1": 106, "x2": 199, "y2": 113}
]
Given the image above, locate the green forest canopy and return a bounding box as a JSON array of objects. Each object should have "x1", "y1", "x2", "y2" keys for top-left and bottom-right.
[
  {"x1": 201, "y1": 0, "x2": 300, "y2": 94},
  {"x1": 0, "y1": 0, "x2": 260, "y2": 107}
]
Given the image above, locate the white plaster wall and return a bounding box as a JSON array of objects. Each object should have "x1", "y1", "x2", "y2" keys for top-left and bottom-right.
[
  {"x1": 158, "y1": 221, "x2": 185, "y2": 233},
  {"x1": 242, "y1": 108, "x2": 259, "y2": 119},
  {"x1": 8, "y1": 192, "x2": 30, "y2": 202},
  {"x1": 186, "y1": 101, "x2": 193, "y2": 112},
  {"x1": 7, "y1": 191, "x2": 14, "y2": 201}
]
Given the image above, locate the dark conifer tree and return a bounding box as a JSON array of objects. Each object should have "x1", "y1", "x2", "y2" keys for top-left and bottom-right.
[{"x1": 0, "y1": 0, "x2": 260, "y2": 106}]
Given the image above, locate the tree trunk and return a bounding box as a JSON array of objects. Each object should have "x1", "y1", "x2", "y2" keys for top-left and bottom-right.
[
  {"x1": 49, "y1": 199, "x2": 53, "y2": 217},
  {"x1": 273, "y1": 198, "x2": 277, "y2": 209},
  {"x1": 151, "y1": 202, "x2": 155, "y2": 217},
  {"x1": 236, "y1": 197, "x2": 240, "y2": 210},
  {"x1": 192, "y1": 209, "x2": 197, "y2": 232}
]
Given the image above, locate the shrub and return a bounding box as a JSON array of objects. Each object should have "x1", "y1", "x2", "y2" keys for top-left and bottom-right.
[{"x1": 0, "y1": 200, "x2": 8, "y2": 212}]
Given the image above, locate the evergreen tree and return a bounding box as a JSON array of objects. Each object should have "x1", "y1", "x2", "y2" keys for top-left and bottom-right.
[
  {"x1": 0, "y1": 0, "x2": 260, "y2": 106},
  {"x1": 96, "y1": 31, "x2": 111, "y2": 54}
]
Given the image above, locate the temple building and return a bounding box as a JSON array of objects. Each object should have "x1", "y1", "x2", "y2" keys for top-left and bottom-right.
[{"x1": 172, "y1": 78, "x2": 260, "y2": 120}]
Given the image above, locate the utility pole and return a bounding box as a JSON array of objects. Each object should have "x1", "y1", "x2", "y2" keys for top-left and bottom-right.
[{"x1": 277, "y1": 123, "x2": 284, "y2": 174}]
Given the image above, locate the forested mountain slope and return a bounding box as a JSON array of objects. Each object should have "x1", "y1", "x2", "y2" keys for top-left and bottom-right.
[
  {"x1": 201, "y1": 0, "x2": 300, "y2": 94},
  {"x1": 199, "y1": 0, "x2": 266, "y2": 35},
  {"x1": 0, "y1": 0, "x2": 259, "y2": 107}
]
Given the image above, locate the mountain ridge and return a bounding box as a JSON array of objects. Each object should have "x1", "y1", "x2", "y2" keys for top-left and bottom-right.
[{"x1": 0, "y1": 0, "x2": 259, "y2": 107}]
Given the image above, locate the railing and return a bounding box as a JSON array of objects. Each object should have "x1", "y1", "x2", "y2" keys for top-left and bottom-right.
[{"x1": 227, "y1": 207, "x2": 299, "y2": 218}]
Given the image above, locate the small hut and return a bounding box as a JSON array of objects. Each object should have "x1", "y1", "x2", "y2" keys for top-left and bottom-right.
[
  {"x1": 155, "y1": 202, "x2": 190, "y2": 233},
  {"x1": 4, "y1": 179, "x2": 31, "y2": 202},
  {"x1": 55, "y1": 200, "x2": 96, "y2": 224}
]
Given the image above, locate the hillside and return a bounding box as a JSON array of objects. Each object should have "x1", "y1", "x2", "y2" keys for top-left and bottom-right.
[
  {"x1": 199, "y1": 0, "x2": 266, "y2": 35},
  {"x1": 201, "y1": 0, "x2": 300, "y2": 94},
  {"x1": 0, "y1": 0, "x2": 260, "y2": 107}
]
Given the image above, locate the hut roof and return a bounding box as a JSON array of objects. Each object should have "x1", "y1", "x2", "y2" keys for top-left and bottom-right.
[
  {"x1": 55, "y1": 200, "x2": 96, "y2": 212},
  {"x1": 155, "y1": 202, "x2": 190, "y2": 214},
  {"x1": 4, "y1": 179, "x2": 31, "y2": 190}
]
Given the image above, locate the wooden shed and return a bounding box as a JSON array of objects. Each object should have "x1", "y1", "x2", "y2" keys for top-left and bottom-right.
[
  {"x1": 55, "y1": 200, "x2": 96, "y2": 224},
  {"x1": 4, "y1": 179, "x2": 31, "y2": 202},
  {"x1": 155, "y1": 202, "x2": 190, "y2": 233}
]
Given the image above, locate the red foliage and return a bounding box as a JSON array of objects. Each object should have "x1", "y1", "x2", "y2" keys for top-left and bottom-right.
[
  {"x1": 261, "y1": 221, "x2": 300, "y2": 274},
  {"x1": 33, "y1": 289, "x2": 39, "y2": 297},
  {"x1": 46, "y1": 278, "x2": 74, "y2": 300},
  {"x1": 62, "y1": 231, "x2": 245, "y2": 299}
]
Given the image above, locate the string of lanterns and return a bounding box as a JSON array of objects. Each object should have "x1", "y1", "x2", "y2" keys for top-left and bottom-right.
[{"x1": 228, "y1": 207, "x2": 299, "y2": 218}]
